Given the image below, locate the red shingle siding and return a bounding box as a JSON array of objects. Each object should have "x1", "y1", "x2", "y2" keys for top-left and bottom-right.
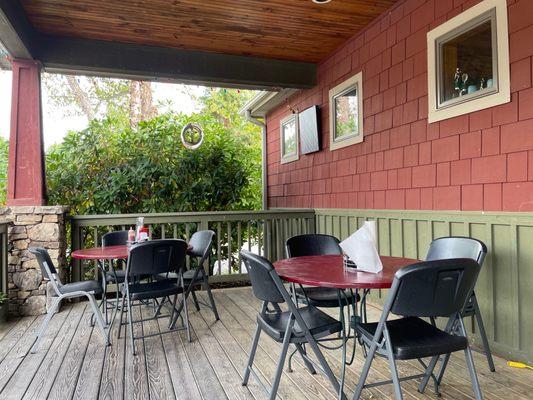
[{"x1": 266, "y1": 0, "x2": 533, "y2": 212}]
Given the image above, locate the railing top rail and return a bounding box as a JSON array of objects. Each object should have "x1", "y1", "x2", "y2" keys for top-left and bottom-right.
[
  {"x1": 314, "y1": 208, "x2": 533, "y2": 224},
  {"x1": 69, "y1": 209, "x2": 316, "y2": 226}
]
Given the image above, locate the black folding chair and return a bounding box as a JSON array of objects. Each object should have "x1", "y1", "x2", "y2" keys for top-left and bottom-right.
[
  {"x1": 240, "y1": 250, "x2": 346, "y2": 400},
  {"x1": 426, "y1": 236, "x2": 494, "y2": 373},
  {"x1": 352, "y1": 258, "x2": 483, "y2": 400},
  {"x1": 29, "y1": 247, "x2": 109, "y2": 353},
  {"x1": 117, "y1": 239, "x2": 188, "y2": 355},
  {"x1": 182, "y1": 230, "x2": 219, "y2": 320},
  {"x1": 286, "y1": 234, "x2": 359, "y2": 309}
]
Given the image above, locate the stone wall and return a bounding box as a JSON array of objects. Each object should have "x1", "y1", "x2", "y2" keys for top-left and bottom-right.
[{"x1": 0, "y1": 206, "x2": 68, "y2": 316}]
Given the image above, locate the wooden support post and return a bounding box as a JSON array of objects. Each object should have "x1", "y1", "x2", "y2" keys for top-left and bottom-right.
[{"x1": 7, "y1": 58, "x2": 46, "y2": 206}]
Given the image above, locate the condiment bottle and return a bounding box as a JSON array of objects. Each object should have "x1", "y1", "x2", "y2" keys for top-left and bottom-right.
[{"x1": 128, "y1": 227, "x2": 135, "y2": 243}]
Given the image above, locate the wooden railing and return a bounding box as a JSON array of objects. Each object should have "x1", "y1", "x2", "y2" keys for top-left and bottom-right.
[
  {"x1": 69, "y1": 209, "x2": 316, "y2": 284},
  {"x1": 0, "y1": 222, "x2": 8, "y2": 297}
]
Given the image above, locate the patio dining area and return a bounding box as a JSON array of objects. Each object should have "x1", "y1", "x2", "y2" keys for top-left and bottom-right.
[
  {"x1": 0, "y1": 286, "x2": 531, "y2": 400},
  {"x1": 1, "y1": 0, "x2": 533, "y2": 399}
]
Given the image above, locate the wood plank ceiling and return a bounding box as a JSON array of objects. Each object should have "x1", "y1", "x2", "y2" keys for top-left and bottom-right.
[{"x1": 20, "y1": 0, "x2": 398, "y2": 63}]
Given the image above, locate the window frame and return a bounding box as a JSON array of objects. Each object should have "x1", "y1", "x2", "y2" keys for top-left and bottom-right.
[
  {"x1": 279, "y1": 113, "x2": 299, "y2": 164},
  {"x1": 329, "y1": 71, "x2": 364, "y2": 151},
  {"x1": 427, "y1": 0, "x2": 510, "y2": 123}
]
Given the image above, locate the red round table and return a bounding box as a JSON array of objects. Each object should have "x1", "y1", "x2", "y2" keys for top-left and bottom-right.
[
  {"x1": 273, "y1": 254, "x2": 419, "y2": 289},
  {"x1": 72, "y1": 245, "x2": 129, "y2": 260},
  {"x1": 71, "y1": 244, "x2": 193, "y2": 260}
]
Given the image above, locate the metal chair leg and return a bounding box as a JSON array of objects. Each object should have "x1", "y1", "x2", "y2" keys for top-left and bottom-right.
[
  {"x1": 168, "y1": 294, "x2": 178, "y2": 327},
  {"x1": 295, "y1": 343, "x2": 316, "y2": 374},
  {"x1": 472, "y1": 296, "x2": 495, "y2": 372},
  {"x1": 204, "y1": 275, "x2": 220, "y2": 320},
  {"x1": 126, "y1": 295, "x2": 135, "y2": 355},
  {"x1": 182, "y1": 291, "x2": 192, "y2": 342},
  {"x1": 458, "y1": 318, "x2": 483, "y2": 400},
  {"x1": 353, "y1": 339, "x2": 378, "y2": 399},
  {"x1": 269, "y1": 319, "x2": 293, "y2": 400},
  {"x1": 190, "y1": 290, "x2": 201, "y2": 312},
  {"x1": 87, "y1": 294, "x2": 109, "y2": 345},
  {"x1": 242, "y1": 325, "x2": 262, "y2": 386},
  {"x1": 304, "y1": 330, "x2": 346, "y2": 400},
  {"x1": 418, "y1": 354, "x2": 441, "y2": 394},
  {"x1": 31, "y1": 296, "x2": 61, "y2": 354},
  {"x1": 117, "y1": 293, "x2": 126, "y2": 340},
  {"x1": 384, "y1": 329, "x2": 403, "y2": 400}
]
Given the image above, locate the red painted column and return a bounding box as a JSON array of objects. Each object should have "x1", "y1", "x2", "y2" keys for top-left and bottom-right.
[{"x1": 7, "y1": 59, "x2": 46, "y2": 206}]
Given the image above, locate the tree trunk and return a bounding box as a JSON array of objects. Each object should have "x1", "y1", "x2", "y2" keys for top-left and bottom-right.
[{"x1": 65, "y1": 75, "x2": 95, "y2": 121}]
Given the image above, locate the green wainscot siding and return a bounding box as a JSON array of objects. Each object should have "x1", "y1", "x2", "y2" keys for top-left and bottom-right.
[{"x1": 315, "y1": 208, "x2": 533, "y2": 364}]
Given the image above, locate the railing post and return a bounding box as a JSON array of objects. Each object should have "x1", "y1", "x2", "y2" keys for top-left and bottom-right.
[
  {"x1": 70, "y1": 219, "x2": 81, "y2": 283},
  {"x1": 309, "y1": 213, "x2": 317, "y2": 234},
  {"x1": 0, "y1": 224, "x2": 8, "y2": 295},
  {"x1": 199, "y1": 218, "x2": 210, "y2": 276}
]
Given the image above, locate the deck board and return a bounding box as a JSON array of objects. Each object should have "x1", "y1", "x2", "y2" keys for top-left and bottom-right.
[{"x1": 0, "y1": 287, "x2": 530, "y2": 400}]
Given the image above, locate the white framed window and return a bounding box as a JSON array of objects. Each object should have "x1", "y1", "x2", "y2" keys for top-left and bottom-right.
[
  {"x1": 329, "y1": 71, "x2": 364, "y2": 151},
  {"x1": 280, "y1": 113, "x2": 299, "y2": 164},
  {"x1": 427, "y1": 0, "x2": 510, "y2": 123}
]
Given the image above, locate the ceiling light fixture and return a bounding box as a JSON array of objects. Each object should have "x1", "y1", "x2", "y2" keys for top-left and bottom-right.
[{"x1": 312, "y1": 0, "x2": 332, "y2": 4}]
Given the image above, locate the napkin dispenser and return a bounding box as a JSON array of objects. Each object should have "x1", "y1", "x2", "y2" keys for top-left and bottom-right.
[{"x1": 340, "y1": 221, "x2": 383, "y2": 273}]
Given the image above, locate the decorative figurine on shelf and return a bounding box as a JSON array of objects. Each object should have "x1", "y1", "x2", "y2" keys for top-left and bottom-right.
[{"x1": 454, "y1": 67, "x2": 463, "y2": 96}]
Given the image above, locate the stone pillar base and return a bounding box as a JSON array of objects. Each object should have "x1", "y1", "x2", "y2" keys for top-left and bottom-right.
[{"x1": 0, "y1": 206, "x2": 68, "y2": 316}]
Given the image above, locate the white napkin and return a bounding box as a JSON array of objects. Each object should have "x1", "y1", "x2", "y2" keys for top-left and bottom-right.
[{"x1": 340, "y1": 221, "x2": 383, "y2": 273}]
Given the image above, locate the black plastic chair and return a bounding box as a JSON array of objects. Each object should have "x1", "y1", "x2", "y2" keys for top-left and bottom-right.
[
  {"x1": 29, "y1": 247, "x2": 108, "y2": 353},
  {"x1": 286, "y1": 234, "x2": 359, "y2": 308},
  {"x1": 352, "y1": 258, "x2": 483, "y2": 400},
  {"x1": 117, "y1": 239, "x2": 188, "y2": 355},
  {"x1": 426, "y1": 236, "x2": 494, "y2": 376},
  {"x1": 240, "y1": 250, "x2": 345, "y2": 400},
  {"x1": 181, "y1": 230, "x2": 219, "y2": 320}
]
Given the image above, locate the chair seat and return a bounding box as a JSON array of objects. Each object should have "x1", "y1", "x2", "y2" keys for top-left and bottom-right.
[
  {"x1": 295, "y1": 286, "x2": 360, "y2": 308},
  {"x1": 355, "y1": 317, "x2": 468, "y2": 360},
  {"x1": 106, "y1": 270, "x2": 151, "y2": 283},
  {"x1": 59, "y1": 280, "x2": 103, "y2": 295},
  {"x1": 258, "y1": 305, "x2": 342, "y2": 342},
  {"x1": 128, "y1": 279, "x2": 183, "y2": 301},
  {"x1": 182, "y1": 268, "x2": 204, "y2": 282}
]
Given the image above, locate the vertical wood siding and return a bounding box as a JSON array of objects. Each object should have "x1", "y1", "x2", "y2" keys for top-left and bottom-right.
[{"x1": 315, "y1": 208, "x2": 533, "y2": 364}]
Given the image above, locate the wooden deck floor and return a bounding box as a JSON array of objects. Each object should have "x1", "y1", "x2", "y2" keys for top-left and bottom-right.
[{"x1": 0, "y1": 287, "x2": 531, "y2": 400}]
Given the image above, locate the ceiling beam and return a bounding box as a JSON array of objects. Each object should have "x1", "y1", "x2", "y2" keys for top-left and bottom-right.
[
  {"x1": 35, "y1": 35, "x2": 316, "y2": 90},
  {"x1": 0, "y1": 0, "x2": 37, "y2": 59}
]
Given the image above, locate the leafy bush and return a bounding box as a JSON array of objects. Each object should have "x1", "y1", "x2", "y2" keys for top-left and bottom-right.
[
  {"x1": 0, "y1": 138, "x2": 8, "y2": 205},
  {"x1": 46, "y1": 111, "x2": 261, "y2": 214},
  {"x1": 0, "y1": 292, "x2": 6, "y2": 305}
]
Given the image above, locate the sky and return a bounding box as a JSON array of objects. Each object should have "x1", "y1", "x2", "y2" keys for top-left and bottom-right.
[{"x1": 0, "y1": 70, "x2": 205, "y2": 149}]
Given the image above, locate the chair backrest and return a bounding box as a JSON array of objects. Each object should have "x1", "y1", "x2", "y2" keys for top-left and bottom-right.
[
  {"x1": 388, "y1": 258, "x2": 481, "y2": 318},
  {"x1": 102, "y1": 230, "x2": 129, "y2": 247},
  {"x1": 241, "y1": 250, "x2": 285, "y2": 304},
  {"x1": 29, "y1": 247, "x2": 61, "y2": 295},
  {"x1": 426, "y1": 236, "x2": 487, "y2": 266},
  {"x1": 286, "y1": 234, "x2": 342, "y2": 258},
  {"x1": 188, "y1": 230, "x2": 215, "y2": 262},
  {"x1": 126, "y1": 239, "x2": 187, "y2": 279}
]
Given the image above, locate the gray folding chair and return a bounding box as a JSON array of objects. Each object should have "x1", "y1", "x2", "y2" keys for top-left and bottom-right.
[
  {"x1": 426, "y1": 236, "x2": 494, "y2": 374},
  {"x1": 182, "y1": 230, "x2": 219, "y2": 320},
  {"x1": 100, "y1": 230, "x2": 129, "y2": 323},
  {"x1": 240, "y1": 250, "x2": 346, "y2": 400},
  {"x1": 29, "y1": 247, "x2": 109, "y2": 353},
  {"x1": 352, "y1": 258, "x2": 483, "y2": 400}
]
